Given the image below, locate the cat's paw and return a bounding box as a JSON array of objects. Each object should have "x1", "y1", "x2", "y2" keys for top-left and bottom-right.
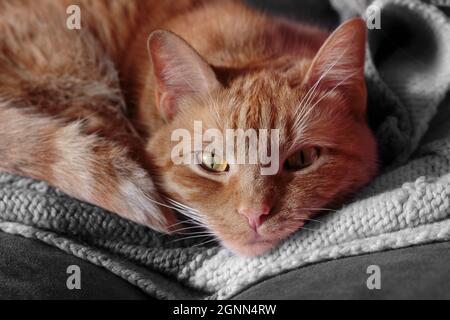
[{"x1": 110, "y1": 167, "x2": 178, "y2": 233}]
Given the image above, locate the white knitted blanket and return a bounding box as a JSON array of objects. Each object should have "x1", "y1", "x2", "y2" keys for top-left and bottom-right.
[{"x1": 0, "y1": 0, "x2": 450, "y2": 300}]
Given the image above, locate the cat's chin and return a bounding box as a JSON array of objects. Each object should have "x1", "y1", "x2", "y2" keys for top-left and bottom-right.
[{"x1": 223, "y1": 237, "x2": 279, "y2": 257}]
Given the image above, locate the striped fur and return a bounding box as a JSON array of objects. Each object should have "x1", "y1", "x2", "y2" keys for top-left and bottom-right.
[{"x1": 0, "y1": 0, "x2": 377, "y2": 255}]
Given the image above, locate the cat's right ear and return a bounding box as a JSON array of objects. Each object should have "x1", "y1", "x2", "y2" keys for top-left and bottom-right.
[
  {"x1": 148, "y1": 30, "x2": 221, "y2": 120},
  {"x1": 302, "y1": 18, "x2": 367, "y2": 118}
]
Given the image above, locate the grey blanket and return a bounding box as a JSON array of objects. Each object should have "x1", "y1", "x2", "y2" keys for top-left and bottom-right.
[{"x1": 1, "y1": 0, "x2": 450, "y2": 300}]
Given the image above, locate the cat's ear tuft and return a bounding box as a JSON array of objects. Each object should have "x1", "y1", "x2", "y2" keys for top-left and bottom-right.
[
  {"x1": 303, "y1": 18, "x2": 367, "y2": 117},
  {"x1": 148, "y1": 30, "x2": 221, "y2": 120}
]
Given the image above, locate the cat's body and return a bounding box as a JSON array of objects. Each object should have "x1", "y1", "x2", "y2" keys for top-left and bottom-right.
[{"x1": 0, "y1": 0, "x2": 378, "y2": 256}]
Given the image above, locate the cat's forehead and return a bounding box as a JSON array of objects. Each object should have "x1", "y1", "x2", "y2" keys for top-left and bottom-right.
[
  {"x1": 220, "y1": 71, "x2": 308, "y2": 129},
  {"x1": 190, "y1": 66, "x2": 340, "y2": 143}
]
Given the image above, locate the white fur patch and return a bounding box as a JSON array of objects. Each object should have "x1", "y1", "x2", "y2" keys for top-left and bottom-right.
[
  {"x1": 52, "y1": 123, "x2": 95, "y2": 201},
  {"x1": 118, "y1": 178, "x2": 166, "y2": 226}
]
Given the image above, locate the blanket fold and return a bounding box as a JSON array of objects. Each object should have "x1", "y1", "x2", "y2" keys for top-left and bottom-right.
[
  {"x1": 331, "y1": 0, "x2": 450, "y2": 166},
  {"x1": 1, "y1": 0, "x2": 450, "y2": 300}
]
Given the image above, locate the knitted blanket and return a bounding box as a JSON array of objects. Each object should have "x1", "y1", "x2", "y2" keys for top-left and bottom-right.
[{"x1": 1, "y1": 0, "x2": 450, "y2": 300}]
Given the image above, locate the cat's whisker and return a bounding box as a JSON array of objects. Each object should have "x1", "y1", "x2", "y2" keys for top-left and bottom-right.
[
  {"x1": 172, "y1": 210, "x2": 208, "y2": 227},
  {"x1": 286, "y1": 207, "x2": 340, "y2": 224},
  {"x1": 291, "y1": 217, "x2": 320, "y2": 230},
  {"x1": 167, "y1": 198, "x2": 197, "y2": 212},
  {"x1": 297, "y1": 61, "x2": 326, "y2": 112},
  {"x1": 205, "y1": 90, "x2": 221, "y2": 125},
  {"x1": 165, "y1": 216, "x2": 206, "y2": 230},
  {"x1": 139, "y1": 194, "x2": 181, "y2": 213},
  {"x1": 169, "y1": 233, "x2": 214, "y2": 243},
  {"x1": 192, "y1": 237, "x2": 219, "y2": 248},
  {"x1": 173, "y1": 207, "x2": 206, "y2": 221},
  {"x1": 293, "y1": 70, "x2": 327, "y2": 134},
  {"x1": 166, "y1": 219, "x2": 194, "y2": 229},
  {"x1": 172, "y1": 232, "x2": 213, "y2": 239},
  {"x1": 296, "y1": 79, "x2": 321, "y2": 121},
  {"x1": 177, "y1": 231, "x2": 216, "y2": 236},
  {"x1": 294, "y1": 95, "x2": 318, "y2": 133},
  {"x1": 166, "y1": 198, "x2": 190, "y2": 209},
  {"x1": 166, "y1": 198, "x2": 208, "y2": 225},
  {"x1": 177, "y1": 226, "x2": 211, "y2": 234},
  {"x1": 132, "y1": 193, "x2": 183, "y2": 224},
  {"x1": 287, "y1": 207, "x2": 338, "y2": 221},
  {"x1": 292, "y1": 73, "x2": 357, "y2": 142},
  {"x1": 292, "y1": 40, "x2": 355, "y2": 142},
  {"x1": 294, "y1": 207, "x2": 338, "y2": 212},
  {"x1": 298, "y1": 226, "x2": 319, "y2": 232},
  {"x1": 295, "y1": 217, "x2": 323, "y2": 224},
  {"x1": 308, "y1": 71, "x2": 359, "y2": 112},
  {"x1": 174, "y1": 224, "x2": 206, "y2": 232},
  {"x1": 164, "y1": 203, "x2": 207, "y2": 226},
  {"x1": 176, "y1": 215, "x2": 206, "y2": 227}
]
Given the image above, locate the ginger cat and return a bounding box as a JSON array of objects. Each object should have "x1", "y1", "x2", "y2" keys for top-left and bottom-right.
[{"x1": 0, "y1": 0, "x2": 377, "y2": 256}]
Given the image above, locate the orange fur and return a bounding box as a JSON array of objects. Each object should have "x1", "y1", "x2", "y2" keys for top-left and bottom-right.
[{"x1": 0, "y1": 0, "x2": 378, "y2": 256}]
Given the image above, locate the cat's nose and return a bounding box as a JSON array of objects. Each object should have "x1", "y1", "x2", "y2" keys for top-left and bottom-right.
[{"x1": 238, "y1": 205, "x2": 271, "y2": 230}]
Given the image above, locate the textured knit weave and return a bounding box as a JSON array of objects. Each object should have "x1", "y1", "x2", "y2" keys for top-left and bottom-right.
[{"x1": 0, "y1": 0, "x2": 450, "y2": 300}]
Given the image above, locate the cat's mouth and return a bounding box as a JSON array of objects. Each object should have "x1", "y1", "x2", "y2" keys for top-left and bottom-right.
[
  {"x1": 221, "y1": 217, "x2": 309, "y2": 256},
  {"x1": 221, "y1": 232, "x2": 281, "y2": 257},
  {"x1": 228, "y1": 238, "x2": 279, "y2": 257},
  {"x1": 245, "y1": 237, "x2": 278, "y2": 249}
]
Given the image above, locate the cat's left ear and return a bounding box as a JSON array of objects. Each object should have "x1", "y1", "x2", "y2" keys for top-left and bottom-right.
[
  {"x1": 148, "y1": 30, "x2": 221, "y2": 120},
  {"x1": 303, "y1": 18, "x2": 367, "y2": 117}
]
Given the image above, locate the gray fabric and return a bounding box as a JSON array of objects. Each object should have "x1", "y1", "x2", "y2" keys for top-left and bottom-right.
[
  {"x1": 2, "y1": 229, "x2": 449, "y2": 300},
  {"x1": 0, "y1": 0, "x2": 450, "y2": 300},
  {"x1": 245, "y1": 0, "x2": 339, "y2": 27},
  {"x1": 331, "y1": 0, "x2": 450, "y2": 166},
  {"x1": 422, "y1": 93, "x2": 450, "y2": 144},
  {"x1": 233, "y1": 241, "x2": 450, "y2": 300},
  {"x1": 0, "y1": 232, "x2": 149, "y2": 300}
]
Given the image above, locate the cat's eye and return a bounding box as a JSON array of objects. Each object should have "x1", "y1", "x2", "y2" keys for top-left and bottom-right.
[
  {"x1": 284, "y1": 147, "x2": 320, "y2": 171},
  {"x1": 199, "y1": 152, "x2": 229, "y2": 173}
]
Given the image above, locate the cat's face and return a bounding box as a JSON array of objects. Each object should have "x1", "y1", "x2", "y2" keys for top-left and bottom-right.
[{"x1": 146, "y1": 19, "x2": 378, "y2": 256}]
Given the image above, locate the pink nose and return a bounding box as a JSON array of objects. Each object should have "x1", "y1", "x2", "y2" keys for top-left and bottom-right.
[{"x1": 238, "y1": 205, "x2": 271, "y2": 230}]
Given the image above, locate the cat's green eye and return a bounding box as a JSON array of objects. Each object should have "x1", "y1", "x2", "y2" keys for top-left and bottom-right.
[
  {"x1": 199, "y1": 152, "x2": 229, "y2": 173},
  {"x1": 284, "y1": 147, "x2": 320, "y2": 171}
]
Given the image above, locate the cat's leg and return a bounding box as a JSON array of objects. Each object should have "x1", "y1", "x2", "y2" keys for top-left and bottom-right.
[
  {"x1": 0, "y1": 1, "x2": 176, "y2": 232},
  {"x1": 0, "y1": 104, "x2": 175, "y2": 231}
]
